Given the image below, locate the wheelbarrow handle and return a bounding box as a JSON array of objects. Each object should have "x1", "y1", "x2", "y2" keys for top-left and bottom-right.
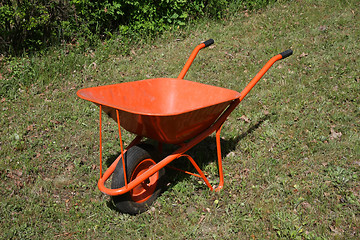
[
  {"x1": 178, "y1": 39, "x2": 214, "y2": 79},
  {"x1": 203, "y1": 39, "x2": 215, "y2": 48},
  {"x1": 280, "y1": 49, "x2": 293, "y2": 59},
  {"x1": 239, "y1": 49, "x2": 293, "y2": 101}
]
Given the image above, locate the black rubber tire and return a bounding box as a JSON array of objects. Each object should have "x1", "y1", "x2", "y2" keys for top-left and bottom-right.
[{"x1": 111, "y1": 144, "x2": 165, "y2": 215}]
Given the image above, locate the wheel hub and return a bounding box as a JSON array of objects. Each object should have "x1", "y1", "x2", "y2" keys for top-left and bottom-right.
[{"x1": 130, "y1": 159, "x2": 159, "y2": 203}]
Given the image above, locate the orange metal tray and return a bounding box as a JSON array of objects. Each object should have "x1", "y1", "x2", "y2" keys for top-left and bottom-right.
[{"x1": 77, "y1": 78, "x2": 241, "y2": 144}]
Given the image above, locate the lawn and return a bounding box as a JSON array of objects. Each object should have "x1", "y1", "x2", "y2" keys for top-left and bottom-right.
[{"x1": 1, "y1": 0, "x2": 359, "y2": 239}]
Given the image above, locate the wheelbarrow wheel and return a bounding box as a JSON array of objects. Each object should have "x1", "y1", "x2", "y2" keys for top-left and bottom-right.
[{"x1": 111, "y1": 144, "x2": 165, "y2": 214}]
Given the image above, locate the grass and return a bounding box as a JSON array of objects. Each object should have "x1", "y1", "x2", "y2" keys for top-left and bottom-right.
[{"x1": 1, "y1": 0, "x2": 359, "y2": 239}]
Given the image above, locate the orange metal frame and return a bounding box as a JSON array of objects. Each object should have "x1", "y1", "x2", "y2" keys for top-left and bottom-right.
[{"x1": 96, "y1": 42, "x2": 289, "y2": 196}]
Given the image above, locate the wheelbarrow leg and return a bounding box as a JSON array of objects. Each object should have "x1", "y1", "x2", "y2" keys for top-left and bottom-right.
[{"x1": 215, "y1": 124, "x2": 224, "y2": 192}]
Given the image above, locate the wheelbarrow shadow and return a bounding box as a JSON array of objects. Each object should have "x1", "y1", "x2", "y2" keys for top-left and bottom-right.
[
  {"x1": 104, "y1": 114, "x2": 271, "y2": 212},
  {"x1": 162, "y1": 114, "x2": 271, "y2": 190}
]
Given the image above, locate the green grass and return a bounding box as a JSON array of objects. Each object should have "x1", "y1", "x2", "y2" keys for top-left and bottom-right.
[{"x1": 1, "y1": 0, "x2": 359, "y2": 239}]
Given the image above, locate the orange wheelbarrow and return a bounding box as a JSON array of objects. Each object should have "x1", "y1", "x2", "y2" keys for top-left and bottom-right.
[{"x1": 77, "y1": 39, "x2": 293, "y2": 214}]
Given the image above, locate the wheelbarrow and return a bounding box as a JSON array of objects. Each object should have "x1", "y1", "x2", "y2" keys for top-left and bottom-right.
[{"x1": 77, "y1": 39, "x2": 293, "y2": 214}]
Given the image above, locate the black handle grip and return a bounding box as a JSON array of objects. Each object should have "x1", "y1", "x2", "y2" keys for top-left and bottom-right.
[
  {"x1": 203, "y1": 39, "x2": 214, "y2": 48},
  {"x1": 280, "y1": 49, "x2": 293, "y2": 59}
]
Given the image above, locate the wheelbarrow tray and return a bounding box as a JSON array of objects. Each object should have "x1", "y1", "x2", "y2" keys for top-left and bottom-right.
[{"x1": 77, "y1": 78, "x2": 241, "y2": 144}]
